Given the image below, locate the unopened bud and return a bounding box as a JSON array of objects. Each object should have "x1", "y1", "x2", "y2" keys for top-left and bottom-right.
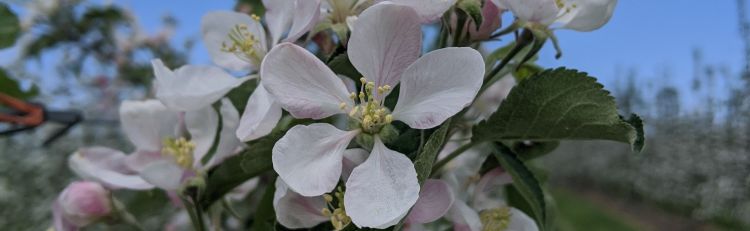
[{"x1": 55, "y1": 181, "x2": 112, "y2": 228}]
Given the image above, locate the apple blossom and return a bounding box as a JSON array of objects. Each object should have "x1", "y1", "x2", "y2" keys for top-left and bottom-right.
[
  {"x1": 52, "y1": 181, "x2": 113, "y2": 231},
  {"x1": 497, "y1": 0, "x2": 617, "y2": 32},
  {"x1": 261, "y1": 3, "x2": 485, "y2": 228}
]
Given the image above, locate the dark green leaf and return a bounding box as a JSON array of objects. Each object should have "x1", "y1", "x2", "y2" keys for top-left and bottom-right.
[
  {"x1": 474, "y1": 68, "x2": 645, "y2": 152},
  {"x1": 328, "y1": 53, "x2": 361, "y2": 80},
  {"x1": 493, "y1": 143, "x2": 547, "y2": 230},
  {"x1": 200, "y1": 129, "x2": 282, "y2": 208},
  {"x1": 250, "y1": 180, "x2": 277, "y2": 231},
  {"x1": 413, "y1": 119, "x2": 452, "y2": 184},
  {"x1": 0, "y1": 3, "x2": 20, "y2": 49},
  {"x1": 508, "y1": 141, "x2": 559, "y2": 160},
  {"x1": 0, "y1": 68, "x2": 38, "y2": 99}
]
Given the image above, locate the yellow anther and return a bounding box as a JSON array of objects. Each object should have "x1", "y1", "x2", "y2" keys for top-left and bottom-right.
[
  {"x1": 222, "y1": 24, "x2": 263, "y2": 65},
  {"x1": 321, "y1": 208, "x2": 332, "y2": 216},
  {"x1": 161, "y1": 137, "x2": 195, "y2": 169},
  {"x1": 251, "y1": 14, "x2": 261, "y2": 21},
  {"x1": 349, "y1": 106, "x2": 359, "y2": 117},
  {"x1": 385, "y1": 114, "x2": 393, "y2": 123},
  {"x1": 480, "y1": 207, "x2": 512, "y2": 231},
  {"x1": 339, "y1": 102, "x2": 347, "y2": 110},
  {"x1": 323, "y1": 194, "x2": 334, "y2": 202},
  {"x1": 359, "y1": 77, "x2": 367, "y2": 84},
  {"x1": 349, "y1": 92, "x2": 357, "y2": 99}
]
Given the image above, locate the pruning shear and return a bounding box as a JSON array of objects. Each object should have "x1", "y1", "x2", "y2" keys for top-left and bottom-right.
[{"x1": 0, "y1": 93, "x2": 83, "y2": 146}]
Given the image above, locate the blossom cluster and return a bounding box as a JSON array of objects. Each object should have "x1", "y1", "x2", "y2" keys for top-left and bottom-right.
[{"x1": 51, "y1": 0, "x2": 617, "y2": 230}]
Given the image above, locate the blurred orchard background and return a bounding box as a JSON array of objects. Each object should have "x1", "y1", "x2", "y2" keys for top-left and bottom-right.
[{"x1": 0, "y1": 0, "x2": 749, "y2": 230}]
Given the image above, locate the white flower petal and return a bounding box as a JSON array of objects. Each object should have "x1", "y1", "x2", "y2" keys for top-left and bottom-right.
[
  {"x1": 446, "y1": 199, "x2": 482, "y2": 231},
  {"x1": 119, "y1": 99, "x2": 179, "y2": 152},
  {"x1": 273, "y1": 178, "x2": 329, "y2": 229},
  {"x1": 139, "y1": 159, "x2": 185, "y2": 191},
  {"x1": 348, "y1": 3, "x2": 422, "y2": 93},
  {"x1": 201, "y1": 11, "x2": 267, "y2": 71},
  {"x1": 272, "y1": 123, "x2": 358, "y2": 196},
  {"x1": 388, "y1": 0, "x2": 456, "y2": 23},
  {"x1": 226, "y1": 178, "x2": 259, "y2": 201},
  {"x1": 508, "y1": 207, "x2": 540, "y2": 231},
  {"x1": 345, "y1": 138, "x2": 420, "y2": 228},
  {"x1": 472, "y1": 168, "x2": 513, "y2": 211},
  {"x1": 406, "y1": 179, "x2": 455, "y2": 224},
  {"x1": 153, "y1": 59, "x2": 249, "y2": 111},
  {"x1": 236, "y1": 84, "x2": 282, "y2": 142},
  {"x1": 185, "y1": 106, "x2": 219, "y2": 167},
  {"x1": 501, "y1": 0, "x2": 559, "y2": 25},
  {"x1": 264, "y1": 0, "x2": 295, "y2": 45},
  {"x1": 341, "y1": 148, "x2": 369, "y2": 182},
  {"x1": 283, "y1": 0, "x2": 322, "y2": 43},
  {"x1": 261, "y1": 43, "x2": 353, "y2": 119},
  {"x1": 68, "y1": 147, "x2": 154, "y2": 190},
  {"x1": 392, "y1": 47, "x2": 485, "y2": 129},
  {"x1": 556, "y1": 0, "x2": 617, "y2": 32},
  {"x1": 206, "y1": 98, "x2": 245, "y2": 168},
  {"x1": 465, "y1": 74, "x2": 515, "y2": 123},
  {"x1": 124, "y1": 150, "x2": 164, "y2": 173}
]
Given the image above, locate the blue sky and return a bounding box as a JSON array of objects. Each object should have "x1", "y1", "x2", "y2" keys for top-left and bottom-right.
[{"x1": 5, "y1": 0, "x2": 747, "y2": 111}]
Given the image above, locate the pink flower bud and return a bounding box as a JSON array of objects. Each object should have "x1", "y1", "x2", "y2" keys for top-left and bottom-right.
[{"x1": 55, "y1": 181, "x2": 113, "y2": 228}]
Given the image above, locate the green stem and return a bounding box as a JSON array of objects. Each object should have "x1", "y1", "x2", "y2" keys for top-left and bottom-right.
[
  {"x1": 431, "y1": 141, "x2": 480, "y2": 175},
  {"x1": 182, "y1": 195, "x2": 207, "y2": 231}
]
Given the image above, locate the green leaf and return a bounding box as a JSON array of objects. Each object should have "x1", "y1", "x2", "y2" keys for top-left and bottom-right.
[
  {"x1": 413, "y1": 118, "x2": 452, "y2": 184},
  {"x1": 458, "y1": 0, "x2": 483, "y2": 30},
  {"x1": 200, "y1": 129, "x2": 282, "y2": 208},
  {"x1": 250, "y1": 180, "x2": 277, "y2": 231},
  {"x1": 473, "y1": 68, "x2": 645, "y2": 152},
  {"x1": 0, "y1": 3, "x2": 20, "y2": 49},
  {"x1": 508, "y1": 141, "x2": 559, "y2": 160},
  {"x1": 328, "y1": 53, "x2": 362, "y2": 80},
  {"x1": 0, "y1": 68, "x2": 38, "y2": 99},
  {"x1": 493, "y1": 143, "x2": 547, "y2": 230}
]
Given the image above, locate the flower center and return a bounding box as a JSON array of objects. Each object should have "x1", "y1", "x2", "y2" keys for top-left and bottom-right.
[
  {"x1": 221, "y1": 15, "x2": 264, "y2": 66},
  {"x1": 321, "y1": 187, "x2": 351, "y2": 231},
  {"x1": 555, "y1": 0, "x2": 578, "y2": 15},
  {"x1": 479, "y1": 206, "x2": 512, "y2": 231},
  {"x1": 161, "y1": 137, "x2": 195, "y2": 169},
  {"x1": 342, "y1": 77, "x2": 393, "y2": 134}
]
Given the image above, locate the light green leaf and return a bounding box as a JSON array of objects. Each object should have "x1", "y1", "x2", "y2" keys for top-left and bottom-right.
[
  {"x1": 493, "y1": 143, "x2": 547, "y2": 230},
  {"x1": 0, "y1": 3, "x2": 20, "y2": 49},
  {"x1": 473, "y1": 68, "x2": 645, "y2": 152},
  {"x1": 413, "y1": 118, "x2": 451, "y2": 185}
]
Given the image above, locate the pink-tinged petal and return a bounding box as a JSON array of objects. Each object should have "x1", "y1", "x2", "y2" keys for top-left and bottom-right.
[
  {"x1": 206, "y1": 98, "x2": 245, "y2": 168},
  {"x1": 389, "y1": 0, "x2": 456, "y2": 23},
  {"x1": 261, "y1": 43, "x2": 353, "y2": 119},
  {"x1": 392, "y1": 47, "x2": 485, "y2": 129},
  {"x1": 406, "y1": 179, "x2": 455, "y2": 224},
  {"x1": 236, "y1": 84, "x2": 282, "y2": 142},
  {"x1": 152, "y1": 59, "x2": 250, "y2": 112},
  {"x1": 226, "y1": 178, "x2": 260, "y2": 201},
  {"x1": 508, "y1": 207, "x2": 540, "y2": 231},
  {"x1": 272, "y1": 123, "x2": 358, "y2": 196},
  {"x1": 468, "y1": 0, "x2": 503, "y2": 40},
  {"x1": 263, "y1": 0, "x2": 295, "y2": 45},
  {"x1": 140, "y1": 160, "x2": 185, "y2": 191},
  {"x1": 555, "y1": 0, "x2": 617, "y2": 32},
  {"x1": 185, "y1": 106, "x2": 219, "y2": 167},
  {"x1": 341, "y1": 148, "x2": 368, "y2": 182},
  {"x1": 348, "y1": 3, "x2": 422, "y2": 93},
  {"x1": 501, "y1": 0, "x2": 558, "y2": 25},
  {"x1": 201, "y1": 11, "x2": 267, "y2": 71},
  {"x1": 283, "y1": 0, "x2": 322, "y2": 43},
  {"x1": 446, "y1": 200, "x2": 482, "y2": 231},
  {"x1": 472, "y1": 168, "x2": 513, "y2": 211},
  {"x1": 465, "y1": 74, "x2": 515, "y2": 123},
  {"x1": 53, "y1": 201, "x2": 80, "y2": 231},
  {"x1": 124, "y1": 150, "x2": 163, "y2": 173},
  {"x1": 57, "y1": 181, "x2": 112, "y2": 227},
  {"x1": 273, "y1": 179, "x2": 329, "y2": 229},
  {"x1": 345, "y1": 138, "x2": 420, "y2": 228},
  {"x1": 69, "y1": 147, "x2": 154, "y2": 190},
  {"x1": 119, "y1": 99, "x2": 179, "y2": 152}
]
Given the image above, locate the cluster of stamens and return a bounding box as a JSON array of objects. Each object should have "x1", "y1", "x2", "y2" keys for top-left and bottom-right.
[
  {"x1": 221, "y1": 15, "x2": 264, "y2": 65},
  {"x1": 340, "y1": 77, "x2": 393, "y2": 134},
  {"x1": 321, "y1": 187, "x2": 351, "y2": 230},
  {"x1": 555, "y1": 0, "x2": 578, "y2": 14},
  {"x1": 479, "y1": 206, "x2": 513, "y2": 231},
  {"x1": 161, "y1": 137, "x2": 196, "y2": 169}
]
